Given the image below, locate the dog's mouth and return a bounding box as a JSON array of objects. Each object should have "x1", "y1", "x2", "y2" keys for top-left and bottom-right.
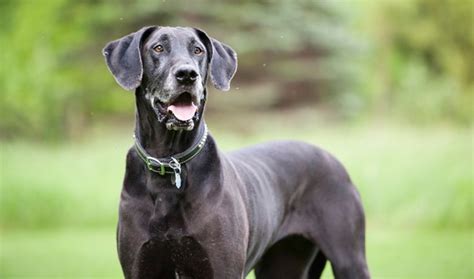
[
  {"x1": 152, "y1": 92, "x2": 200, "y2": 131},
  {"x1": 166, "y1": 92, "x2": 198, "y2": 122}
]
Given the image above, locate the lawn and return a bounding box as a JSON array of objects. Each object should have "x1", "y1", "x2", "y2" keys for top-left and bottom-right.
[
  {"x1": 1, "y1": 117, "x2": 472, "y2": 278},
  {"x1": 1, "y1": 226, "x2": 471, "y2": 278}
]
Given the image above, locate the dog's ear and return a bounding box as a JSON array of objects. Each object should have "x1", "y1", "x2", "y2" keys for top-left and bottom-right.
[
  {"x1": 194, "y1": 28, "x2": 238, "y2": 91},
  {"x1": 102, "y1": 26, "x2": 156, "y2": 91}
]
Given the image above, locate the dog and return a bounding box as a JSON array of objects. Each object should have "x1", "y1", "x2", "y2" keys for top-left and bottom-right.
[{"x1": 103, "y1": 26, "x2": 370, "y2": 279}]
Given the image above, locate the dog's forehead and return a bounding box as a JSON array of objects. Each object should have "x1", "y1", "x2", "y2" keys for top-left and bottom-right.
[{"x1": 147, "y1": 27, "x2": 198, "y2": 45}]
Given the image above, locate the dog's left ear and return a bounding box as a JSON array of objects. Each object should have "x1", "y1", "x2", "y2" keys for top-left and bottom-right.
[
  {"x1": 102, "y1": 26, "x2": 156, "y2": 91},
  {"x1": 194, "y1": 28, "x2": 238, "y2": 91}
]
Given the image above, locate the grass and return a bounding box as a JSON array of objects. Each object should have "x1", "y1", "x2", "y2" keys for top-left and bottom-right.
[
  {"x1": 1, "y1": 227, "x2": 472, "y2": 278},
  {"x1": 0, "y1": 115, "x2": 472, "y2": 278},
  {"x1": 0, "y1": 228, "x2": 120, "y2": 279}
]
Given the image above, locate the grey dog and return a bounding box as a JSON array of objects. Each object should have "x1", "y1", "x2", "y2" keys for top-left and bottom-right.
[{"x1": 103, "y1": 26, "x2": 370, "y2": 279}]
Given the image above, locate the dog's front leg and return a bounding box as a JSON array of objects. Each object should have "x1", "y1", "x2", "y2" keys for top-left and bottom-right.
[{"x1": 130, "y1": 239, "x2": 175, "y2": 279}]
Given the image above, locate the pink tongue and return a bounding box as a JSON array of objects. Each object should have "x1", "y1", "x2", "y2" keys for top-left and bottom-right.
[{"x1": 167, "y1": 104, "x2": 197, "y2": 121}]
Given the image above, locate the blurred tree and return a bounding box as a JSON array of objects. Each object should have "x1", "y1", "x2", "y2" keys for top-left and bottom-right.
[
  {"x1": 110, "y1": 0, "x2": 362, "y2": 111},
  {"x1": 0, "y1": 0, "x2": 471, "y2": 140},
  {"x1": 361, "y1": 0, "x2": 473, "y2": 123},
  {"x1": 0, "y1": 0, "x2": 126, "y2": 139},
  {"x1": 1, "y1": 0, "x2": 359, "y2": 139}
]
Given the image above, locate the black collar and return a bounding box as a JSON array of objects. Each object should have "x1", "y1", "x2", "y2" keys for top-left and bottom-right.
[{"x1": 134, "y1": 124, "x2": 208, "y2": 179}]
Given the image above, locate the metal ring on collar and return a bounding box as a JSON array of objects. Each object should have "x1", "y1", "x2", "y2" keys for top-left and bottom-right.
[{"x1": 169, "y1": 157, "x2": 181, "y2": 171}]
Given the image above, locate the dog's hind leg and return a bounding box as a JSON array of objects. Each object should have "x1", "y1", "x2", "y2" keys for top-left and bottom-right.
[
  {"x1": 307, "y1": 250, "x2": 327, "y2": 278},
  {"x1": 303, "y1": 182, "x2": 371, "y2": 279}
]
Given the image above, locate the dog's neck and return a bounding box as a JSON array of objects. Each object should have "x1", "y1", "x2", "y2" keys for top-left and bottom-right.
[{"x1": 134, "y1": 88, "x2": 205, "y2": 158}]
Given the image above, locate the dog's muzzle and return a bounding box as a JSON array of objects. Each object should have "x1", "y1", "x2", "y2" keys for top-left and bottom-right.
[{"x1": 150, "y1": 91, "x2": 201, "y2": 131}]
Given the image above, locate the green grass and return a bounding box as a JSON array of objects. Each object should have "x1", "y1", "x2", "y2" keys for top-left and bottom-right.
[
  {"x1": 0, "y1": 228, "x2": 120, "y2": 279},
  {"x1": 1, "y1": 118, "x2": 472, "y2": 277},
  {"x1": 1, "y1": 227, "x2": 472, "y2": 278}
]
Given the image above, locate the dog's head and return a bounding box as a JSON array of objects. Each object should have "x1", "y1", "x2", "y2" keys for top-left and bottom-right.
[{"x1": 103, "y1": 26, "x2": 237, "y2": 130}]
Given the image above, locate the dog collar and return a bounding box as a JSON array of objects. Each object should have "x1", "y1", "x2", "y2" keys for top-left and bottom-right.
[{"x1": 133, "y1": 124, "x2": 208, "y2": 188}]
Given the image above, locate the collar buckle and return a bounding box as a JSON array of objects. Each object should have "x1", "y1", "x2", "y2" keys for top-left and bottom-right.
[{"x1": 146, "y1": 156, "x2": 166, "y2": 175}]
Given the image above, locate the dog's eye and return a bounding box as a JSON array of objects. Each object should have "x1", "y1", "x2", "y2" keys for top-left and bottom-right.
[
  {"x1": 194, "y1": 47, "x2": 203, "y2": 55},
  {"x1": 153, "y1": 45, "x2": 164, "y2": 53}
]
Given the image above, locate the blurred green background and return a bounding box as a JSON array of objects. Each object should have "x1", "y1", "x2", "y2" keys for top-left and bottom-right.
[{"x1": 0, "y1": 0, "x2": 472, "y2": 278}]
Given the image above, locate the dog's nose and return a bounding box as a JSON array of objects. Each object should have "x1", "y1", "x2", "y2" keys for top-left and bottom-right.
[{"x1": 175, "y1": 66, "x2": 198, "y2": 85}]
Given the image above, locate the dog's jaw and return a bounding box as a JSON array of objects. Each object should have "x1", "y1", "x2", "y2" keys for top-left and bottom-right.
[
  {"x1": 166, "y1": 118, "x2": 195, "y2": 131},
  {"x1": 145, "y1": 88, "x2": 204, "y2": 131}
]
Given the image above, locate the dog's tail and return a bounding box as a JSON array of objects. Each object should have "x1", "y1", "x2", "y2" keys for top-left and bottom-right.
[{"x1": 308, "y1": 250, "x2": 327, "y2": 278}]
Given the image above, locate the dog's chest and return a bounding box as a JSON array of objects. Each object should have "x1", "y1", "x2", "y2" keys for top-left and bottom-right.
[
  {"x1": 165, "y1": 235, "x2": 213, "y2": 277},
  {"x1": 147, "y1": 187, "x2": 193, "y2": 233},
  {"x1": 141, "y1": 195, "x2": 215, "y2": 277}
]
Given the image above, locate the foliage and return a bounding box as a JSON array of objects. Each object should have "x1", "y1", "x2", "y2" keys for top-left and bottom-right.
[
  {"x1": 1, "y1": 0, "x2": 123, "y2": 139},
  {"x1": 0, "y1": 0, "x2": 472, "y2": 139},
  {"x1": 357, "y1": 0, "x2": 473, "y2": 123}
]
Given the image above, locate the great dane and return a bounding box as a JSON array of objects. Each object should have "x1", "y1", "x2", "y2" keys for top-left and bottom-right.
[{"x1": 103, "y1": 26, "x2": 370, "y2": 279}]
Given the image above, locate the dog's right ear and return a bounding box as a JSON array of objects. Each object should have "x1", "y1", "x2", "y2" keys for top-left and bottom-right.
[
  {"x1": 102, "y1": 26, "x2": 156, "y2": 91},
  {"x1": 194, "y1": 28, "x2": 237, "y2": 92}
]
